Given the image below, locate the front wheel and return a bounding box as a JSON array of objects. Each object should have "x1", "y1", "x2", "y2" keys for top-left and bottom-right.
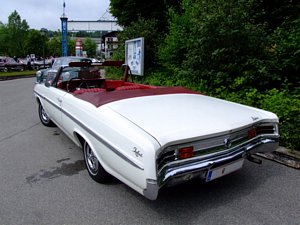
[
  {"x1": 38, "y1": 103, "x2": 56, "y2": 127},
  {"x1": 83, "y1": 141, "x2": 111, "y2": 183}
]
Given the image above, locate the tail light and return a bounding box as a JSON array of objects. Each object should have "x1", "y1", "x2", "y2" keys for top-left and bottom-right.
[
  {"x1": 178, "y1": 146, "x2": 194, "y2": 159},
  {"x1": 248, "y1": 128, "x2": 257, "y2": 139}
]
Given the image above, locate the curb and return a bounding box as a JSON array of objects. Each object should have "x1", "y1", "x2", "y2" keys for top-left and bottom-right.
[
  {"x1": 256, "y1": 147, "x2": 300, "y2": 169},
  {"x1": 0, "y1": 75, "x2": 36, "y2": 81}
]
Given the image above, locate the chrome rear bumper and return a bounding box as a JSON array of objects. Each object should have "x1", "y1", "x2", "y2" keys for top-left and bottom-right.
[{"x1": 143, "y1": 136, "x2": 279, "y2": 200}]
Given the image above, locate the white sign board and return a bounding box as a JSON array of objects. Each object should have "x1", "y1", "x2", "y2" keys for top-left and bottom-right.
[{"x1": 125, "y1": 37, "x2": 144, "y2": 76}]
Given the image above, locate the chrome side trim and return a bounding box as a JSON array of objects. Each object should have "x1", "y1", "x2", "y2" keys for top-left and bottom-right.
[
  {"x1": 34, "y1": 90, "x2": 144, "y2": 171},
  {"x1": 34, "y1": 90, "x2": 61, "y2": 111},
  {"x1": 63, "y1": 109, "x2": 144, "y2": 170}
]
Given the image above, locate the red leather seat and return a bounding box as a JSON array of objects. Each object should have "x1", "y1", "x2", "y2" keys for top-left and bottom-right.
[
  {"x1": 73, "y1": 88, "x2": 106, "y2": 95},
  {"x1": 105, "y1": 80, "x2": 124, "y2": 90}
]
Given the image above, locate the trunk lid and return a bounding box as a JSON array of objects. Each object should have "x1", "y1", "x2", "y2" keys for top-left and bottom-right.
[{"x1": 107, "y1": 94, "x2": 277, "y2": 147}]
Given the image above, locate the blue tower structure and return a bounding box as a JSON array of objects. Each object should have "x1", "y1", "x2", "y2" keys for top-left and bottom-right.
[{"x1": 60, "y1": 1, "x2": 68, "y2": 56}]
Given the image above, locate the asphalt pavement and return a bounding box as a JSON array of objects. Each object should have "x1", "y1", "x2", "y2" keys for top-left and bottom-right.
[{"x1": 0, "y1": 77, "x2": 299, "y2": 225}]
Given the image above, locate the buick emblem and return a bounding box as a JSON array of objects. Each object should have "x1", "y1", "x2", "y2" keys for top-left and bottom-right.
[
  {"x1": 224, "y1": 138, "x2": 232, "y2": 149},
  {"x1": 133, "y1": 147, "x2": 143, "y2": 158}
]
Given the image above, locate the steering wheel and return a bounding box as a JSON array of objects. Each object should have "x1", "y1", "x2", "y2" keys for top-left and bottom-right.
[
  {"x1": 78, "y1": 80, "x2": 90, "y2": 89},
  {"x1": 67, "y1": 77, "x2": 82, "y2": 92},
  {"x1": 67, "y1": 78, "x2": 90, "y2": 92}
]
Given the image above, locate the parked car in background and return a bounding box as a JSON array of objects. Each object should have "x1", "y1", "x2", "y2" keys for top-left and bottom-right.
[
  {"x1": 0, "y1": 56, "x2": 25, "y2": 72},
  {"x1": 30, "y1": 59, "x2": 52, "y2": 70},
  {"x1": 36, "y1": 56, "x2": 92, "y2": 83},
  {"x1": 34, "y1": 61, "x2": 280, "y2": 200}
]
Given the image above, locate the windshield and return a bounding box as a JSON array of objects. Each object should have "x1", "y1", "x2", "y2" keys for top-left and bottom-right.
[
  {"x1": 52, "y1": 57, "x2": 91, "y2": 69},
  {"x1": 58, "y1": 66, "x2": 101, "y2": 82}
]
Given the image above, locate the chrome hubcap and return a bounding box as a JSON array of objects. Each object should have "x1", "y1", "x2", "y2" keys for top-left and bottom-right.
[
  {"x1": 41, "y1": 106, "x2": 49, "y2": 122},
  {"x1": 85, "y1": 144, "x2": 98, "y2": 175}
]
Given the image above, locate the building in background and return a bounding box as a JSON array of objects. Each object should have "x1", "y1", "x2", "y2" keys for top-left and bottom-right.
[
  {"x1": 68, "y1": 20, "x2": 122, "y2": 59},
  {"x1": 102, "y1": 31, "x2": 119, "y2": 59}
]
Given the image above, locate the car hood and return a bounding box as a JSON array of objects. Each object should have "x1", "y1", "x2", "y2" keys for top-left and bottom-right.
[{"x1": 106, "y1": 93, "x2": 278, "y2": 147}]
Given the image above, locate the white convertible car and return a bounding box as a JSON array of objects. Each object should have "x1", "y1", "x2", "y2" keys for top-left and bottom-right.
[{"x1": 33, "y1": 61, "x2": 280, "y2": 200}]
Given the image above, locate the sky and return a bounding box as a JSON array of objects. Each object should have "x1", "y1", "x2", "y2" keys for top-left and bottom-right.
[{"x1": 0, "y1": 0, "x2": 112, "y2": 31}]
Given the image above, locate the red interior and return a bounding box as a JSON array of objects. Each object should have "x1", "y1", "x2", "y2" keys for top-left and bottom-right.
[
  {"x1": 75, "y1": 86, "x2": 199, "y2": 107},
  {"x1": 70, "y1": 79, "x2": 157, "y2": 95},
  {"x1": 56, "y1": 78, "x2": 199, "y2": 107}
]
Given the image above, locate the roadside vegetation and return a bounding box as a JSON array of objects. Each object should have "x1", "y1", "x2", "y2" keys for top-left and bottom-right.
[
  {"x1": 110, "y1": 0, "x2": 300, "y2": 150},
  {"x1": 0, "y1": 70, "x2": 36, "y2": 78}
]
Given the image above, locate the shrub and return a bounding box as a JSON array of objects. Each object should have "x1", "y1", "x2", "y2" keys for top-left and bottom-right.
[
  {"x1": 214, "y1": 88, "x2": 300, "y2": 150},
  {"x1": 258, "y1": 89, "x2": 300, "y2": 150},
  {"x1": 271, "y1": 18, "x2": 300, "y2": 89}
]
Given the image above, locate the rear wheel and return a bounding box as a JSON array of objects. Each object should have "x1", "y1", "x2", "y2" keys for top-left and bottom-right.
[
  {"x1": 38, "y1": 103, "x2": 56, "y2": 127},
  {"x1": 83, "y1": 141, "x2": 111, "y2": 183}
]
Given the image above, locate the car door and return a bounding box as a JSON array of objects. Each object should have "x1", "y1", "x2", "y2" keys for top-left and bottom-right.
[
  {"x1": 44, "y1": 86, "x2": 67, "y2": 127},
  {"x1": 38, "y1": 70, "x2": 67, "y2": 127},
  {"x1": 47, "y1": 66, "x2": 82, "y2": 128}
]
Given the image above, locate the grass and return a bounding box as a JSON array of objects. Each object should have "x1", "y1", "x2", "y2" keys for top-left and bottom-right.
[{"x1": 0, "y1": 70, "x2": 37, "y2": 77}]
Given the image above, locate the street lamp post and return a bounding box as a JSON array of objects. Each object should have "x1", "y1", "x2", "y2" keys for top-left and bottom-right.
[{"x1": 40, "y1": 28, "x2": 48, "y2": 68}]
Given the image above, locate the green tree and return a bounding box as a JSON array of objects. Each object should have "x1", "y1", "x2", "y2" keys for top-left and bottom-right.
[
  {"x1": 159, "y1": 0, "x2": 278, "y2": 91},
  {"x1": 75, "y1": 31, "x2": 89, "y2": 37},
  {"x1": 83, "y1": 38, "x2": 96, "y2": 57},
  {"x1": 271, "y1": 18, "x2": 300, "y2": 89},
  {"x1": 46, "y1": 35, "x2": 75, "y2": 57},
  {"x1": 47, "y1": 36, "x2": 61, "y2": 57},
  {"x1": 0, "y1": 25, "x2": 9, "y2": 55},
  {"x1": 250, "y1": 0, "x2": 300, "y2": 32},
  {"x1": 6, "y1": 10, "x2": 29, "y2": 56},
  {"x1": 24, "y1": 29, "x2": 47, "y2": 57},
  {"x1": 110, "y1": 0, "x2": 160, "y2": 27},
  {"x1": 110, "y1": 0, "x2": 180, "y2": 31},
  {"x1": 68, "y1": 38, "x2": 75, "y2": 56},
  {"x1": 110, "y1": 0, "x2": 181, "y2": 72}
]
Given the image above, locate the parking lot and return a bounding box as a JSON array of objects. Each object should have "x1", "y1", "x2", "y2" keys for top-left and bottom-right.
[{"x1": 0, "y1": 77, "x2": 299, "y2": 225}]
